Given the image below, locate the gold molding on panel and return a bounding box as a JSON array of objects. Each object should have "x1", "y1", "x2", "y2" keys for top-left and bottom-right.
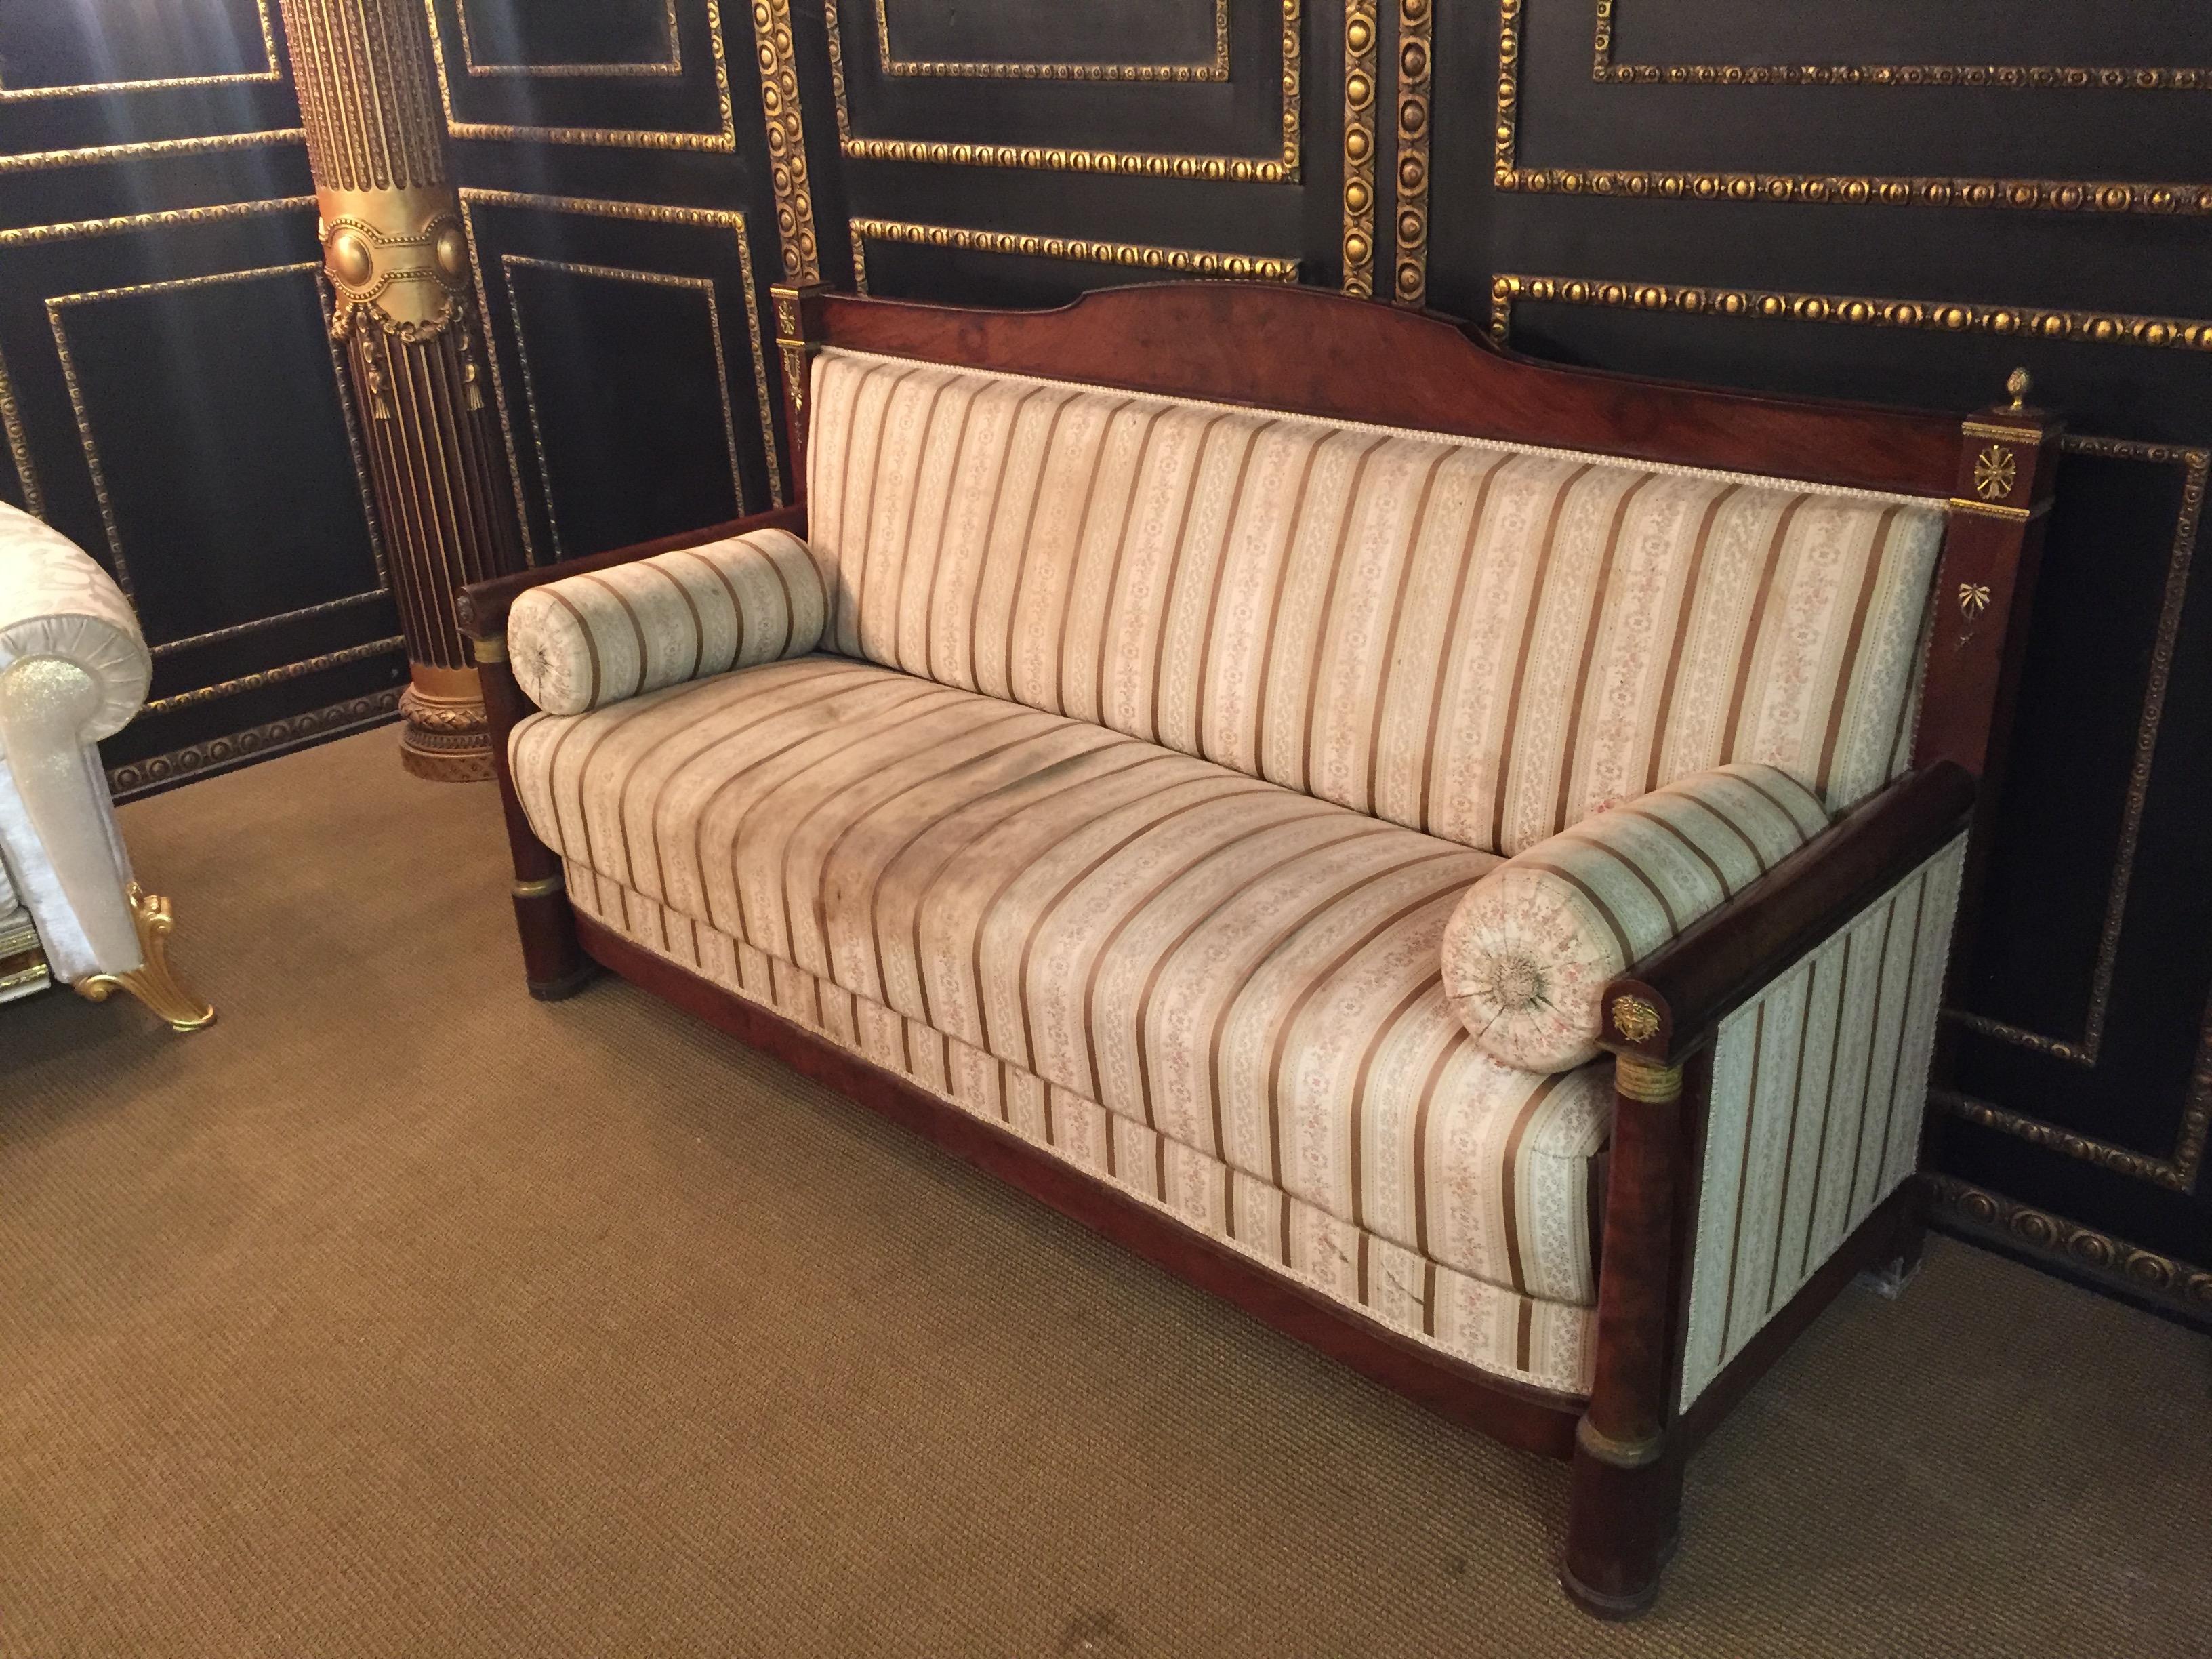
[
  {"x1": 1494, "y1": 0, "x2": 2212, "y2": 214},
  {"x1": 0, "y1": 127, "x2": 304, "y2": 174},
  {"x1": 1488, "y1": 272, "x2": 2212, "y2": 1193},
  {"x1": 108, "y1": 688, "x2": 401, "y2": 800},
  {"x1": 1486, "y1": 274, "x2": 2212, "y2": 352},
  {"x1": 501, "y1": 255, "x2": 751, "y2": 560},
  {"x1": 0, "y1": 339, "x2": 41, "y2": 518},
  {"x1": 456, "y1": 188, "x2": 783, "y2": 567},
  {"x1": 423, "y1": 0, "x2": 737, "y2": 150},
  {"x1": 0, "y1": 0, "x2": 283, "y2": 99},
  {"x1": 150, "y1": 588, "x2": 390, "y2": 660},
  {"x1": 1339, "y1": 0, "x2": 1377, "y2": 295},
  {"x1": 455, "y1": 0, "x2": 682, "y2": 77},
  {"x1": 1928, "y1": 1176, "x2": 2212, "y2": 1319},
  {"x1": 141, "y1": 636, "x2": 405, "y2": 716},
  {"x1": 875, "y1": 0, "x2": 1229, "y2": 81},
  {"x1": 1591, "y1": 1, "x2": 2212, "y2": 91},
  {"x1": 752, "y1": 0, "x2": 822, "y2": 281},
  {"x1": 0, "y1": 195, "x2": 314, "y2": 250},
  {"x1": 1937, "y1": 1083, "x2": 2208, "y2": 1193},
  {"x1": 830, "y1": 0, "x2": 1303, "y2": 182},
  {"x1": 826, "y1": 0, "x2": 853, "y2": 139},
  {"x1": 847, "y1": 218, "x2": 1300, "y2": 283},
  {"x1": 1391, "y1": 0, "x2": 1431, "y2": 308}
]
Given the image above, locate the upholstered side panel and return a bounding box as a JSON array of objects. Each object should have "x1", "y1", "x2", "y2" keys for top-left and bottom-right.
[
  {"x1": 571, "y1": 867, "x2": 1599, "y2": 1397},
  {"x1": 1677, "y1": 834, "x2": 1966, "y2": 1410},
  {"x1": 508, "y1": 658, "x2": 1614, "y2": 1307},
  {"x1": 806, "y1": 348, "x2": 1943, "y2": 855}
]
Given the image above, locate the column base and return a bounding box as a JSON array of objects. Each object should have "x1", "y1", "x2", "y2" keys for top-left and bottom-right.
[{"x1": 398, "y1": 672, "x2": 495, "y2": 783}]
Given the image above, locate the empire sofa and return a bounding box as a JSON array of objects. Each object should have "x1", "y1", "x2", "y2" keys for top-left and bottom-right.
[{"x1": 457, "y1": 283, "x2": 2056, "y2": 1615}]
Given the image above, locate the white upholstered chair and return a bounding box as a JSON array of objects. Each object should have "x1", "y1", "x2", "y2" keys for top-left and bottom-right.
[{"x1": 0, "y1": 503, "x2": 211, "y2": 1029}]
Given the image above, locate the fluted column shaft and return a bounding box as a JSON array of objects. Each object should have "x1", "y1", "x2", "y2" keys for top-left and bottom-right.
[{"x1": 278, "y1": 0, "x2": 525, "y2": 781}]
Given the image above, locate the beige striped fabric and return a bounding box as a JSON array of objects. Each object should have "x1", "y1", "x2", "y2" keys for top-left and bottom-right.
[
  {"x1": 1441, "y1": 763, "x2": 1832, "y2": 1071},
  {"x1": 508, "y1": 529, "x2": 825, "y2": 716},
  {"x1": 805, "y1": 348, "x2": 1943, "y2": 856},
  {"x1": 508, "y1": 656, "x2": 1614, "y2": 1309},
  {"x1": 566, "y1": 860, "x2": 1601, "y2": 1395},
  {"x1": 1678, "y1": 835, "x2": 1965, "y2": 1408}
]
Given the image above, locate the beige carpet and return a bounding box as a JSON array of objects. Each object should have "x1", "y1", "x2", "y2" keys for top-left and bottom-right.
[{"x1": 2, "y1": 728, "x2": 2207, "y2": 1659}]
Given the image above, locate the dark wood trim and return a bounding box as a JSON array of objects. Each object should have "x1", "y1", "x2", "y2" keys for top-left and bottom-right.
[
  {"x1": 1603, "y1": 762, "x2": 1976, "y2": 1061},
  {"x1": 1561, "y1": 1052, "x2": 1697, "y2": 1616},
  {"x1": 1917, "y1": 399, "x2": 2064, "y2": 987},
  {"x1": 802, "y1": 283, "x2": 1965, "y2": 497},
  {"x1": 771, "y1": 281, "x2": 827, "y2": 511},
  {"x1": 573, "y1": 911, "x2": 1586, "y2": 1461},
  {"x1": 455, "y1": 504, "x2": 811, "y2": 638},
  {"x1": 1582, "y1": 1069, "x2": 1687, "y2": 1463},
  {"x1": 477, "y1": 649, "x2": 586, "y2": 998}
]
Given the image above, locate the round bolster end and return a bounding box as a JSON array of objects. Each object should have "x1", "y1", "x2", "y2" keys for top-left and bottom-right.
[{"x1": 1441, "y1": 867, "x2": 1618, "y2": 1073}]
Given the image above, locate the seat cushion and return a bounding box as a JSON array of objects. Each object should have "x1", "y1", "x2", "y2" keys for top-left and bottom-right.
[
  {"x1": 565, "y1": 869, "x2": 1599, "y2": 1396},
  {"x1": 511, "y1": 657, "x2": 1614, "y2": 1305}
]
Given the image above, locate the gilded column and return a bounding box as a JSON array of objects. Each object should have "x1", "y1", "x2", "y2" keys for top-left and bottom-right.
[{"x1": 278, "y1": 0, "x2": 525, "y2": 781}]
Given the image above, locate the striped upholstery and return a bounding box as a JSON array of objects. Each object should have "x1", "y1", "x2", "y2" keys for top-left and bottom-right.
[
  {"x1": 508, "y1": 529, "x2": 825, "y2": 716},
  {"x1": 508, "y1": 656, "x2": 1616, "y2": 1313},
  {"x1": 806, "y1": 348, "x2": 1944, "y2": 856},
  {"x1": 1678, "y1": 836, "x2": 1965, "y2": 1408},
  {"x1": 1442, "y1": 764, "x2": 1832, "y2": 1071},
  {"x1": 568, "y1": 869, "x2": 1601, "y2": 1395}
]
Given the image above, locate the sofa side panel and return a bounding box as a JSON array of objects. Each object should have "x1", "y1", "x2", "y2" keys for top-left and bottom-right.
[{"x1": 1675, "y1": 834, "x2": 1965, "y2": 1410}]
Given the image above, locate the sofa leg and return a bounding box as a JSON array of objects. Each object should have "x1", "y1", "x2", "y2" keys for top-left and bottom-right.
[
  {"x1": 1559, "y1": 1421, "x2": 1681, "y2": 1619},
  {"x1": 511, "y1": 878, "x2": 591, "y2": 1000},
  {"x1": 1858, "y1": 1185, "x2": 1929, "y2": 1300}
]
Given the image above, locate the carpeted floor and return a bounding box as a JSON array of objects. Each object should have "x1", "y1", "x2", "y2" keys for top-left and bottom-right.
[{"x1": 2, "y1": 728, "x2": 2207, "y2": 1658}]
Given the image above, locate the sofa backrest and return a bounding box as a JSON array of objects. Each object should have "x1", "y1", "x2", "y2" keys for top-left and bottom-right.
[{"x1": 804, "y1": 347, "x2": 1944, "y2": 857}]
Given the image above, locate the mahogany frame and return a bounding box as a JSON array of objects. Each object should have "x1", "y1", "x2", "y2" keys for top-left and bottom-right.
[{"x1": 456, "y1": 281, "x2": 2057, "y2": 1618}]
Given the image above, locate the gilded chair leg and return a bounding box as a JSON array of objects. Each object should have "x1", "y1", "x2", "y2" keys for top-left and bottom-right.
[{"x1": 72, "y1": 883, "x2": 216, "y2": 1032}]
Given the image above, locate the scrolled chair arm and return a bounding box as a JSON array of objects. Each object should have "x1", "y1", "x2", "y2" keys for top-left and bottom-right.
[
  {"x1": 504, "y1": 526, "x2": 828, "y2": 716},
  {"x1": 0, "y1": 504, "x2": 153, "y2": 981},
  {"x1": 1440, "y1": 763, "x2": 1834, "y2": 1072},
  {"x1": 0, "y1": 504, "x2": 149, "y2": 742}
]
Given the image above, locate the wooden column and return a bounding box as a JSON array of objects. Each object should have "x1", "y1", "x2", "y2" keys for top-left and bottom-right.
[{"x1": 277, "y1": 0, "x2": 525, "y2": 781}]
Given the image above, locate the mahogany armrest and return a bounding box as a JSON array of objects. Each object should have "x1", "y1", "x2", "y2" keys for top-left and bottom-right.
[
  {"x1": 1601, "y1": 760, "x2": 1975, "y2": 1064},
  {"x1": 455, "y1": 504, "x2": 809, "y2": 639}
]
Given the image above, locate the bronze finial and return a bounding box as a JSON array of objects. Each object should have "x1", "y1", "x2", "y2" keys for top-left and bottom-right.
[{"x1": 2005, "y1": 367, "x2": 2032, "y2": 413}]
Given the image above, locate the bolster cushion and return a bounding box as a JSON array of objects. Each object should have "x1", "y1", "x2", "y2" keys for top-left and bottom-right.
[
  {"x1": 508, "y1": 528, "x2": 826, "y2": 715},
  {"x1": 1441, "y1": 764, "x2": 1832, "y2": 1071}
]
